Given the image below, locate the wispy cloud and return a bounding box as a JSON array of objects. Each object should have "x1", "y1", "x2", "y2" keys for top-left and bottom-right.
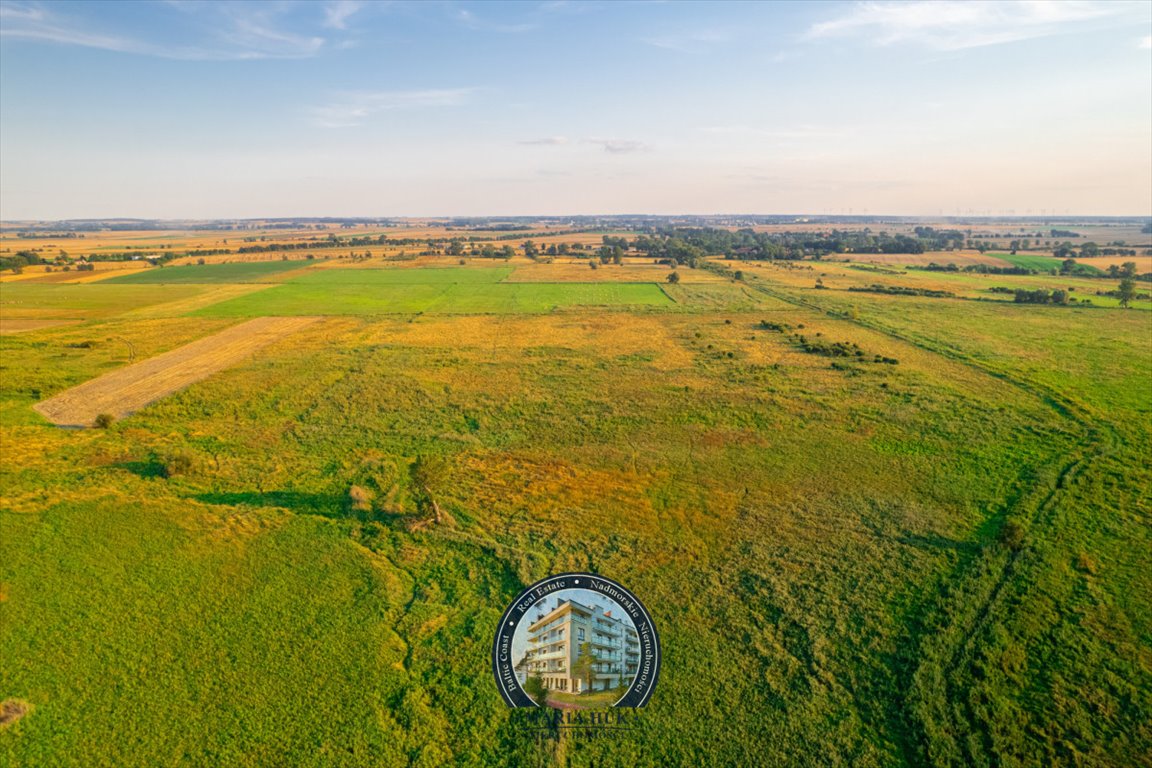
[
  {"x1": 642, "y1": 29, "x2": 731, "y2": 53},
  {"x1": 585, "y1": 138, "x2": 649, "y2": 154},
  {"x1": 453, "y1": 8, "x2": 534, "y2": 34},
  {"x1": 518, "y1": 136, "x2": 570, "y2": 145},
  {"x1": 808, "y1": 1, "x2": 1122, "y2": 50},
  {"x1": 517, "y1": 136, "x2": 649, "y2": 154},
  {"x1": 310, "y1": 89, "x2": 477, "y2": 128},
  {"x1": 0, "y1": 0, "x2": 326, "y2": 59},
  {"x1": 1141, "y1": 34, "x2": 1152, "y2": 49},
  {"x1": 537, "y1": 1, "x2": 580, "y2": 13},
  {"x1": 702, "y1": 124, "x2": 848, "y2": 141},
  {"x1": 212, "y1": 4, "x2": 326, "y2": 59},
  {"x1": 323, "y1": 0, "x2": 364, "y2": 31},
  {"x1": 0, "y1": 1, "x2": 145, "y2": 54}
]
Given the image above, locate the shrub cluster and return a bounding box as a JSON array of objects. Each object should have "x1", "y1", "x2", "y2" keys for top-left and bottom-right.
[
  {"x1": 847, "y1": 283, "x2": 955, "y2": 298},
  {"x1": 791, "y1": 334, "x2": 898, "y2": 364}
]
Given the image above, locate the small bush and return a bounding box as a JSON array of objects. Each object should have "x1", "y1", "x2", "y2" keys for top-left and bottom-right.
[
  {"x1": 523, "y1": 675, "x2": 548, "y2": 706},
  {"x1": 1075, "y1": 553, "x2": 1098, "y2": 574},
  {"x1": 93, "y1": 413, "x2": 115, "y2": 429},
  {"x1": 1000, "y1": 520, "x2": 1026, "y2": 551},
  {"x1": 160, "y1": 451, "x2": 195, "y2": 478}
]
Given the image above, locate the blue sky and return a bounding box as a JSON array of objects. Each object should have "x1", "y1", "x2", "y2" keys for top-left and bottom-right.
[{"x1": 1, "y1": 0, "x2": 1150, "y2": 218}]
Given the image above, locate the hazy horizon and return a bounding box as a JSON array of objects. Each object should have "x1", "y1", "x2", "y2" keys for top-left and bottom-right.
[
  {"x1": 3, "y1": 212, "x2": 1150, "y2": 225},
  {"x1": 2, "y1": 0, "x2": 1150, "y2": 220}
]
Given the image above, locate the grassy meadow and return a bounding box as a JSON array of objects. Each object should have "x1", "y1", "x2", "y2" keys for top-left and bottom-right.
[{"x1": 1, "y1": 254, "x2": 1149, "y2": 767}]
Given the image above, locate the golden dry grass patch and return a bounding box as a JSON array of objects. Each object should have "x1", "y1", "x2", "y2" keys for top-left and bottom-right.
[
  {"x1": 34, "y1": 316, "x2": 320, "y2": 428},
  {"x1": 459, "y1": 450, "x2": 665, "y2": 537},
  {"x1": 355, "y1": 313, "x2": 697, "y2": 371},
  {"x1": 0, "y1": 318, "x2": 80, "y2": 334},
  {"x1": 831, "y1": 250, "x2": 1012, "y2": 267},
  {"x1": 1078, "y1": 254, "x2": 1152, "y2": 271},
  {"x1": 0, "y1": 263, "x2": 153, "y2": 284},
  {"x1": 0, "y1": 699, "x2": 32, "y2": 730}
]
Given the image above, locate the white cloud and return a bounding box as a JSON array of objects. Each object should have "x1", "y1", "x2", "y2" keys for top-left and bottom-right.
[
  {"x1": 454, "y1": 8, "x2": 534, "y2": 33},
  {"x1": 310, "y1": 89, "x2": 477, "y2": 128},
  {"x1": 517, "y1": 136, "x2": 649, "y2": 154},
  {"x1": 518, "y1": 136, "x2": 570, "y2": 145},
  {"x1": 1140, "y1": 34, "x2": 1152, "y2": 49},
  {"x1": 0, "y1": 0, "x2": 326, "y2": 59},
  {"x1": 642, "y1": 29, "x2": 731, "y2": 53},
  {"x1": 323, "y1": 1, "x2": 364, "y2": 30},
  {"x1": 808, "y1": 1, "x2": 1123, "y2": 50},
  {"x1": 585, "y1": 138, "x2": 649, "y2": 154},
  {"x1": 215, "y1": 6, "x2": 326, "y2": 59}
]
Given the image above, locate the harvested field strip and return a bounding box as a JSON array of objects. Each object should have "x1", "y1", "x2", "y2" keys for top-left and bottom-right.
[
  {"x1": 287, "y1": 266, "x2": 514, "y2": 285},
  {"x1": 60, "y1": 268, "x2": 154, "y2": 284},
  {"x1": 33, "y1": 316, "x2": 319, "y2": 427},
  {"x1": 0, "y1": 284, "x2": 208, "y2": 322},
  {"x1": 0, "y1": 318, "x2": 80, "y2": 335},
  {"x1": 0, "y1": 263, "x2": 148, "y2": 284},
  {"x1": 121, "y1": 284, "x2": 276, "y2": 319}
]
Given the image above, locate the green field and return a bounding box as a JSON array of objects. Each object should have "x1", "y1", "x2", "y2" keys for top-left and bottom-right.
[
  {"x1": 193, "y1": 282, "x2": 671, "y2": 316},
  {"x1": 101, "y1": 260, "x2": 315, "y2": 284},
  {"x1": 2, "y1": 260, "x2": 1149, "y2": 767},
  {"x1": 992, "y1": 252, "x2": 1104, "y2": 274}
]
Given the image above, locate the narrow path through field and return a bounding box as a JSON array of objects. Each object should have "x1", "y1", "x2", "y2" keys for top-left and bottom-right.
[{"x1": 34, "y1": 316, "x2": 319, "y2": 427}]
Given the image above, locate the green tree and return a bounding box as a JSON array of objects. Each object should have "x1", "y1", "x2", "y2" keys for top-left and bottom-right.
[
  {"x1": 523, "y1": 675, "x2": 548, "y2": 706},
  {"x1": 666, "y1": 271, "x2": 680, "y2": 284},
  {"x1": 571, "y1": 642, "x2": 597, "y2": 693},
  {"x1": 1119, "y1": 261, "x2": 1137, "y2": 278},
  {"x1": 410, "y1": 454, "x2": 447, "y2": 494},
  {"x1": 1117, "y1": 278, "x2": 1136, "y2": 308}
]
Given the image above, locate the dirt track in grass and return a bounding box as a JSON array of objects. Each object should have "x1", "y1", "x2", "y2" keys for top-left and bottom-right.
[{"x1": 34, "y1": 316, "x2": 319, "y2": 427}]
